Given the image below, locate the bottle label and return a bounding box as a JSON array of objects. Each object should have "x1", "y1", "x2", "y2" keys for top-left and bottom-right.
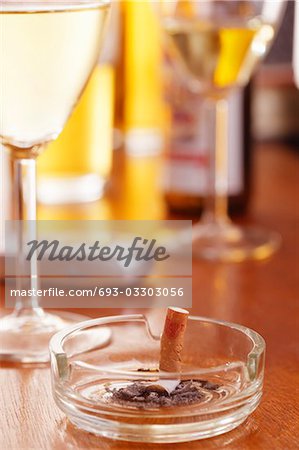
[{"x1": 164, "y1": 89, "x2": 244, "y2": 196}]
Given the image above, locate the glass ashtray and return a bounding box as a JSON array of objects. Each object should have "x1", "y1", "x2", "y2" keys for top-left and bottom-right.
[{"x1": 49, "y1": 314, "x2": 265, "y2": 443}]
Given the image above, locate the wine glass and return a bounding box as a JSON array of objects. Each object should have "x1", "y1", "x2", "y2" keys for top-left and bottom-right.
[
  {"x1": 0, "y1": 0, "x2": 110, "y2": 362},
  {"x1": 156, "y1": 0, "x2": 286, "y2": 261}
]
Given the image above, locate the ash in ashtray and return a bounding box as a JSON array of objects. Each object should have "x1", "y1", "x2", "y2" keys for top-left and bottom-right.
[{"x1": 106, "y1": 379, "x2": 220, "y2": 409}]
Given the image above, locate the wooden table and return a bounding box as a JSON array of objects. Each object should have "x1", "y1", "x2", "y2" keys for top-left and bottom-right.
[{"x1": 1, "y1": 143, "x2": 298, "y2": 450}]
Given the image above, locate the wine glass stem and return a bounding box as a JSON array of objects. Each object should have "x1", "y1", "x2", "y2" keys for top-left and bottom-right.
[
  {"x1": 203, "y1": 95, "x2": 231, "y2": 226},
  {"x1": 12, "y1": 153, "x2": 44, "y2": 318}
]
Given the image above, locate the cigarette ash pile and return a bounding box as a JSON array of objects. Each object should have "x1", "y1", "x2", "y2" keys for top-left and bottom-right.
[
  {"x1": 104, "y1": 308, "x2": 221, "y2": 409},
  {"x1": 107, "y1": 379, "x2": 220, "y2": 409}
]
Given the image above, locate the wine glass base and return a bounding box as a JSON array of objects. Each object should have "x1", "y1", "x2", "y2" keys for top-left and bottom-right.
[
  {"x1": 192, "y1": 222, "x2": 281, "y2": 262},
  {"x1": 0, "y1": 311, "x2": 107, "y2": 363}
]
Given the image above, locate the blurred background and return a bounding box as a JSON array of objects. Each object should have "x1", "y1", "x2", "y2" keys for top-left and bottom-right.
[{"x1": 1, "y1": 0, "x2": 298, "y2": 241}]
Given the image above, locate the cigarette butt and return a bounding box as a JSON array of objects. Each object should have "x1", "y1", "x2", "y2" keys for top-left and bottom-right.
[
  {"x1": 159, "y1": 307, "x2": 189, "y2": 373},
  {"x1": 145, "y1": 379, "x2": 180, "y2": 395}
]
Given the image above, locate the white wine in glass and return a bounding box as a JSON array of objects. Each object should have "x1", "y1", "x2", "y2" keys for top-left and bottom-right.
[
  {"x1": 0, "y1": 0, "x2": 110, "y2": 362},
  {"x1": 158, "y1": 0, "x2": 286, "y2": 261},
  {"x1": 164, "y1": 20, "x2": 275, "y2": 88}
]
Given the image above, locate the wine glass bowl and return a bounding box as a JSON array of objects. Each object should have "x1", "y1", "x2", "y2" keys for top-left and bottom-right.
[
  {"x1": 159, "y1": 0, "x2": 283, "y2": 89},
  {"x1": 1, "y1": 0, "x2": 109, "y2": 150}
]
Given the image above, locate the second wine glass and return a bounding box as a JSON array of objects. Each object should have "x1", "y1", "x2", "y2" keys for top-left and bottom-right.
[{"x1": 157, "y1": 0, "x2": 285, "y2": 261}]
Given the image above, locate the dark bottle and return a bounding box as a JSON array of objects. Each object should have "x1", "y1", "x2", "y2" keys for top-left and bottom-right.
[{"x1": 163, "y1": 83, "x2": 252, "y2": 216}]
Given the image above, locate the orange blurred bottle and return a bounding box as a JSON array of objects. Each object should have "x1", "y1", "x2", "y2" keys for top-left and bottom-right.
[{"x1": 123, "y1": 0, "x2": 166, "y2": 155}]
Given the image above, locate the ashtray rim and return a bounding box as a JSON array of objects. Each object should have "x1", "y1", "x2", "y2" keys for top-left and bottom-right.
[{"x1": 49, "y1": 313, "x2": 265, "y2": 378}]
